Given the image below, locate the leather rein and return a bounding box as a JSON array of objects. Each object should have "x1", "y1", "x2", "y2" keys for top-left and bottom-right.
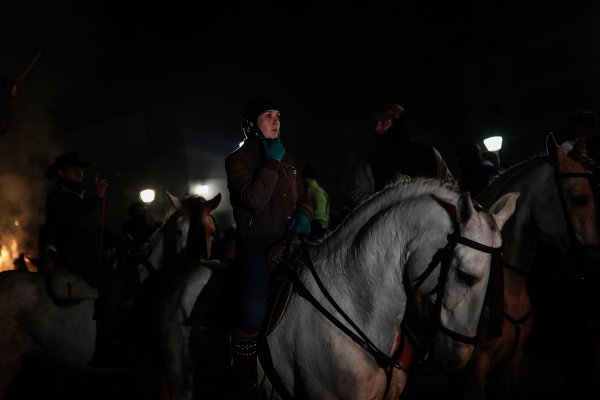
[{"x1": 259, "y1": 227, "x2": 501, "y2": 399}]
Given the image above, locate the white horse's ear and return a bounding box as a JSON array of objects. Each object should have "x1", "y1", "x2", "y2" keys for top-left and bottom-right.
[
  {"x1": 207, "y1": 193, "x2": 222, "y2": 212},
  {"x1": 489, "y1": 192, "x2": 519, "y2": 231},
  {"x1": 456, "y1": 192, "x2": 476, "y2": 225},
  {"x1": 165, "y1": 191, "x2": 181, "y2": 209}
]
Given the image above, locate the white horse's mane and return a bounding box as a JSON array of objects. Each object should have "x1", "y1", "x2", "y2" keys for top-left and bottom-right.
[
  {"x1": 301, "y1": 177, "x2": 461, "y2": 326},
  {"x1": 316, "y1": 177, "x2": 457, "y2": 259}
]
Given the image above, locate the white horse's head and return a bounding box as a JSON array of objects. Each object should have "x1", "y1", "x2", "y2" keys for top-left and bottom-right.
[
  {"x1": 414, "y1": 191, "x2": 518, "y2": 372},
  {"x1": 141, "y1": 192, "x2": 222, "y2": 282},
  {"x1": 326, "y1": 179, "x2": 518, "y2": 375}
]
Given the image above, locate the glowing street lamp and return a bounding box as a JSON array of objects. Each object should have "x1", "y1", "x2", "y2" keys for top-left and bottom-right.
[
  {"x1": 483, "y1": 136, "x2": 503, "y2": 152},
  {"x1": 139, "y1": 188, "x2": 156, "y2": 204},
  {"x1": 190, "y1": 183, "x2": 210, "y2": 196}
]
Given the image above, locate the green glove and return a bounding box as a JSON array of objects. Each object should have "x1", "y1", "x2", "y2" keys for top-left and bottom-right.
[
  {"x1": 261, "y1": 138, "x2": 286, "y2": 161},
  {"x1": 287, "y1": 210, "x2": 311, "y2": 236}
]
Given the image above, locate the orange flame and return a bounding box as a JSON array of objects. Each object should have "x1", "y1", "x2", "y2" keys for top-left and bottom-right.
[{"x1": 0, "y1": 238, "x2": 35, "y2": 272}]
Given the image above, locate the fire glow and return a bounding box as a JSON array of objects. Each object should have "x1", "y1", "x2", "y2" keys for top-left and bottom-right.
[
  {"x1": 0, "y1": 238, "x2": 34, "y2": 272},
  {"x1": 0, "y1": 238, "x2": 19, "y2": 272}
]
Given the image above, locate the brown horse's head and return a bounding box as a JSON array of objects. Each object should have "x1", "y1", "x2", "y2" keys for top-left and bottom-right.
[{"x1": 166, "y1": 192, "x2": 222, "y2": 261}]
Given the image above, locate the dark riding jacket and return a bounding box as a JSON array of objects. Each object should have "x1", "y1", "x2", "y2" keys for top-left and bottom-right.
[
  {"x1": 40, "y1": 180, "x2": 104, "y2": 287},
  {"x1": 225, "y1": 136, "x2": 313, "y2": 246}
]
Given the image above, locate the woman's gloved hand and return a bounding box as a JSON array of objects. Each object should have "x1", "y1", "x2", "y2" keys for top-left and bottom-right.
[
  {"x1": 261, "y1": 138, "x2": 286, "y2": 161},
  {"x1": 287, "y1": 210, "x2": 311, "y2": 236}
]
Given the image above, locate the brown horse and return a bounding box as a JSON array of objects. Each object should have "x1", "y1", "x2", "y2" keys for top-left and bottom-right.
[{"x1": 449, "y1": 134, "x2": 600, "y2": 399}]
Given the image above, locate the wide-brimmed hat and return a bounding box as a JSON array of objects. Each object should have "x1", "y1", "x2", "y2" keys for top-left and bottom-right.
[{"x1": 45, "y1": 152, "x2": 91, "y2": 179}]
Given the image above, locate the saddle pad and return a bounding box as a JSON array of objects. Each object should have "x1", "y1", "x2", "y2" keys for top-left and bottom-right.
[
  {"x1": 263, "y1": 236, "x2": 307, "y2": 336},
  {"x1": 46, "y1": 269, "x2": 98, "y2": 301}
]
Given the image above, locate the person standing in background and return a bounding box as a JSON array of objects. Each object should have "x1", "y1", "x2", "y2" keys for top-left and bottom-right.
[
  {"x1": 350, "y1": 102, "x2": 454, "y2": 206},
  {"x1": 302, "y1": 164, "x2": 330, "y2": 240}
]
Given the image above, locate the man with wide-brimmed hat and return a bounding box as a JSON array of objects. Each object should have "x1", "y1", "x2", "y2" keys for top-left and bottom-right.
[
  {"x1": 40, "y1": 152, "x2": 108, "y2": 280},
  {"x1": 40, "y1": 152, "x2": 124, "y2": 368}
]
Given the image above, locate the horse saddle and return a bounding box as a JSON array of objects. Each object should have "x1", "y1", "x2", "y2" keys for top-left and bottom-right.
[
  {"x1": 184, "y1": 235, "x2": 305, "y2": 336},
  {"x1": 263, "y1": 234, "x2": 306, "y2": 336},
  {"x1": 46, "y1": 269, "x2": 99, "y2": 302}
]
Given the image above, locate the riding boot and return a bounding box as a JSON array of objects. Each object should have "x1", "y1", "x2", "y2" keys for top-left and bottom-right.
[
  {"x1": 231, "y1": 334, "x2": 261, "y2": 400},
  {"x1": 88, "y1": 295, "x2": 126, "y2": 369}
]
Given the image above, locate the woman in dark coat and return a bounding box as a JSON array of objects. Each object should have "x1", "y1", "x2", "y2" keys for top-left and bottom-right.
[{"x1": 225, "y1": 97, "x2": 313, "y2": 398}]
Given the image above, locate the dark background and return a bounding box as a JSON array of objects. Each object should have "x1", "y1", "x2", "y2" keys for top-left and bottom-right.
[
  {"x1": 4, "y1": 1, "x2": 596, "y2": 134},
  {"x1": 2, "y1": 0, "x2": 600, "y2": 251},
  {"x1": 1, "y1": 2, "x2": 599, "y2": 399}
]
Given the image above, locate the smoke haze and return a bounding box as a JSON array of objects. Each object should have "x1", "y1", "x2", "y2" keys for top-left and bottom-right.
[{"x1": 0, "y1": 63, "x2": 65, "y2": 268}]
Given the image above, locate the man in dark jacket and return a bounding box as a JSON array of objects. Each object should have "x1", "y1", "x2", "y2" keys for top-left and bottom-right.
[
  {"x1": 40, "y1": 152, "x2": 108, "y2": 284},
  {"x1": 40, "y1": 152, "x2": 123, "y2": 368},
  {"x1": 350, "y1": 103, "x2": 455, "y2": 206}
]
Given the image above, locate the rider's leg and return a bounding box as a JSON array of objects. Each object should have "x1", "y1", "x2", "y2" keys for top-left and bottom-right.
[{"x1": 231, "y1": 242, "x2": 270, "y2": 399}]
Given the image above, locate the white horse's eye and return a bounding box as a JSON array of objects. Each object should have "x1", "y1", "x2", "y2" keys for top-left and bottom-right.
[{"x1": 456, "y1": 269, "x2": 477, "y2": 287}]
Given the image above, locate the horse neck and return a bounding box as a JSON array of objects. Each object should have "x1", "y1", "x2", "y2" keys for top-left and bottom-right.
[
  {"x1": 481, "y1": 158, "x2": 555, "y2": 274},
  {"x1": 144, "y1": 212, "x2": 188, "y2": 277},
  {"x1": 310, "y1": 197, "x2": 449, "y2": 339}
]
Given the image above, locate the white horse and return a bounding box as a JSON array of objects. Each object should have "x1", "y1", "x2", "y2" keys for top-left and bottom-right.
[
  {"x1": 159, "y1": 178, "x2": 518, "y2": 400},
  {"x1": 449, "y1": 133, "x2": 600, "y2": 399},
  {"x1": 0, "y1": 192, "x2": 221, "y2": 400}
]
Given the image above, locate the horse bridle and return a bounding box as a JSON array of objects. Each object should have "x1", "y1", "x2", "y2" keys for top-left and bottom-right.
[
  {"x1": 260, "y1": 229, "x2": 501, "y2": 400},
  {"x1": 490, "y1": 156, "x2": 600, "y2": 359},
  {"x1": 409, "y1": 228, "x2": 503, "y2": 368},
  {"x1": 551, "y1": 158, "x2": 600, "y2": 261},
  {"x1": 500, "y1": 158, "x2": 600, "y2": 278}
]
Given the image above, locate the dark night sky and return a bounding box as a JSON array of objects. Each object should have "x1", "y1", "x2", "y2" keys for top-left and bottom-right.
[{"x1": 4, "y1": 0, "x2": 599, "y2": 142}]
